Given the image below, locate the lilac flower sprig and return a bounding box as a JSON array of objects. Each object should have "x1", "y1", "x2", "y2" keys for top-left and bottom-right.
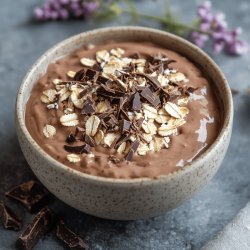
[
  {"x1": 34, "y1": 0, "x2": 248, "y2": 56},
  {"x1": 191, "y1": 1, "x2": 249, "y2": 55},
  {"x1": 34, "y1": 0, "x2": 99, "y2": 21}
]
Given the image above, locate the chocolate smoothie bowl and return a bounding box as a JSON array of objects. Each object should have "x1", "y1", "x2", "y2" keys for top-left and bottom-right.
[{"x1": 16, "y1": 27, "x2": 233, "y2": 220}]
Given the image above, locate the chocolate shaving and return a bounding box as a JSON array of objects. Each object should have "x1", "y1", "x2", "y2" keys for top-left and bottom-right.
[
  {"x1": 0, "y1": 202, "x2": 22, "y2": 231},
  {"x1": 132, "y1": 92, "x2": 141, "y2": 111},
  {"x1": 56, "y1": 220, "x2": 88, "y2": 250},
  {"x1": 84, "y1": 134, "x2": 95, "y2": 147},
  {"x1": 64, "y1": 144, "x2": 91, "y2": 154},
  {"x1": 120, "y1": 119, "x2": 132, "y2": 134},
  {"x1": 16, "y1": 207, "x2": 55, "y2": 250},
  {"x1": 5, "y1": 181, "x2": 50, "y2": 213},
  {"x1": 140, "y1": 86, "x2": 161, "y2": 107},
  {"x1": 81, "y1": 98, "x2": 95, "y2": 114}
]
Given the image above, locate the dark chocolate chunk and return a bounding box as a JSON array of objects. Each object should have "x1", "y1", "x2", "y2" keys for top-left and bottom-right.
[
  {"x1": 131, "y1": 140, "x2": 139, "y2": 152},
  {"x1": 84, "y1": 134, "x2": 95, "y2": 147},
  {"x1": 132, "y1": 92, "x2": 141, "y2": 111},
  {"x1": 119, "y1": 109, "x2": 130, "y2": 121},
  {"x1": 125, "y1": 150, "x2": 134, "y2": 161},
  {"x1": 66, "y1": 133, "x2": 76, "y2": 144},
  {"x1": 5, "y1": 181, "x2": 50, "y2": 213},
  {"x1": 85, "y1": 68, "x2": 97, "y2": 80},
  {"x1": 0, "y1": 202, "x2": 22, "y2": 231},
  {"x1": 120, "y1": 119, "x2": 132, "y2": 134},
  {"x1": 136, "y1": 73, "x2": 161, "y2": 90},
  {"x1": 104, "y1": 114, "x2": 118, "y2": 128},
  {"x1": 16, "y1": 207, "x2": 54, "y2": 250},
  {"x1": 81, "y1": 98, "x2": 95, "y2": 114},
  {"x1": 64, "y1": 144, "x2": 91, "y2": 154},
  {"x1": 97, "y1": 85, "x2": 125, "y2": 98},
  {"x1": 125, "y1": 140, "x2": 139, "y2": 161},
  {"x1": 115, "y1": 134, "x2": 130, "y2": 149},
  {"x1": 56, "y1": 220, "x2": 88, "y2": 250},
  {"x1": 96, "y1": 75, "x2": 109, "y2": 84},
  {"x1": 140, "y1": 86, "x2": 161, "y2": 107},
  {"x1": 73, "y1": 69, "x2": 85, "y2": 81}
]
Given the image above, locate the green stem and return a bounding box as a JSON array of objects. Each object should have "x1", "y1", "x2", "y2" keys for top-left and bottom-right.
[{"x1": 122, "y1": 9, "x2": 210, "y2": 35}]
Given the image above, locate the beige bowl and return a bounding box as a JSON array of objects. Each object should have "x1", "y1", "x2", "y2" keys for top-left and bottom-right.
[{"x1": 16, "y1": 26, "x2": 233, "y2": 220}]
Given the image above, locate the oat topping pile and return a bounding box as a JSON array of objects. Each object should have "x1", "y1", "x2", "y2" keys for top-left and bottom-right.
[{"x1": 40, "y1": 47, "x2": 197, "y2": 163}]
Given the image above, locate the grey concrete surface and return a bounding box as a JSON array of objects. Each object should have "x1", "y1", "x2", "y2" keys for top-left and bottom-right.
[{"x1": 0, "y1": 0, "x2": 250, "y2": 249}]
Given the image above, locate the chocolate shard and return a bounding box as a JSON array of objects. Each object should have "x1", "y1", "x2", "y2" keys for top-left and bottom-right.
[
  {"x1": 104, "y1": 114, "x2": 118, "y2": 128},
  {"x1": 84, "y1": 134, "x2": 95, "y2": 147},
  {"x1": 140, "y1": 86, "x2": 161, "y2": 107},
  {"x1": 96, "y1": 75, "x2": 109, "y2": 85},
  {"x1": 16, "y1": 207, "x2": 55, "y2": 250},
  {"x1": 56, "y1": 220, "x2": 88, "y2": 250},
  {"x1": 125, "y1": 140, "x2": 139, "y2": 161},
  {"x1": 136, "y1": 73, "x2": 161, "y2": 90},
  {"x1": 97, "y1": 85, "x2": 125, "y2": 98},
  {"x1": 5, "y1": 181, "x2": 50, "y2": 213},
  {"x1": 0, "y1": 202, "x2": 22, "y2": 231},
  {"x1": 73, "y1": 69, "x2": 85, "y2": 81},
  {"x1": 64, "y1": 144, "x2": 91, "y2": 154},
  {"x1": 120, "y1": 119, "x2": 132, "y2": 134},
  {"x1": 132, "y1": 92, "x2": 141, "y2": 111},
  {"x1": 66, "y1": 133, "x2": 76, "y2": 144},
  {"x1": 85, "y1": 68, "x2": 97, "y2": 80},
  {"x1": 81, "y1": 98, "x2": 95, "y2": 114}
]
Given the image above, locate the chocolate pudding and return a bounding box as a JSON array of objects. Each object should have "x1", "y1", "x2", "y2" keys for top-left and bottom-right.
[{"x1": 25, "y1": 42, "x2": 221, "y2": 179}]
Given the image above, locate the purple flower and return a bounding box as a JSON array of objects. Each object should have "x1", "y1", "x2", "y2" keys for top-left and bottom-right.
[
  {"x1": 191, "y1": 1, "x2": 248, "y2": 56},
  {"x1": 34, "y1": 0, "x2": 100, "y2": 21}
]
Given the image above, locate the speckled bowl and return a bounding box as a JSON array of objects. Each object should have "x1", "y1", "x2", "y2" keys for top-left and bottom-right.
[{"x1": 16, "y1": 26, "x2": 233, "y2": 220}]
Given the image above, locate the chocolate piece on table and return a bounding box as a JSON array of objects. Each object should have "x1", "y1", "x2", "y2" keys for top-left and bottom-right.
[
  {"x1": 16, "y1": 207, "x2": 54, "y2": 250},
  {"x1": 120, "y1": 119, "x2": 132, "y2": 134},
  {"x1": 81, "y1": 98, "x2": 95, "y2": 114},
  {"x1": 64, "y1": 144, "x2": 91, "y2": 154},
  {"x1": 5, "y1": 181, "x2": 49, "y2": 213},
  {"x1": 140, "y1": 86, "x2": 161, "y2": 107},
  {"x1": 56, "y1": 220, "x2": 88, "y2": 250},
  {"x1": 0, "y1": 202, "x2": 22, "y2": 231},
  {"x1": 132, "y1": 92, "x2": 141, "y2": 111}
]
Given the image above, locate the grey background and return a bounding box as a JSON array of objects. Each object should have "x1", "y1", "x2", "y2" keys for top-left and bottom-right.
[{"x1": 0, "y1": 0, "x2": 250, "y2": 249}]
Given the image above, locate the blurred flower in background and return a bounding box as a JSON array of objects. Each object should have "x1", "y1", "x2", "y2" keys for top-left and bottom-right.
[{"x1": 34, "y1": 0, "x2": 248, "y2": 56}]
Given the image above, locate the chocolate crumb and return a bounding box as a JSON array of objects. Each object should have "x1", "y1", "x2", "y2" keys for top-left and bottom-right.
[{"x1": 0, "y1": 202, "x2": 22, "y2": 231}]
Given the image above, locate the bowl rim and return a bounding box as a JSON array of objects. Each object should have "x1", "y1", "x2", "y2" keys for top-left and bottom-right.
[{"x1": 16, "y1": 26, "x2": 233, "y2": 184}]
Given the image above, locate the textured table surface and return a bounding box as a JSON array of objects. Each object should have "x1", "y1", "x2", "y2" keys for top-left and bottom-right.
[{"x1": 0, "y1": 0, "x2": 250, "y2": 249}]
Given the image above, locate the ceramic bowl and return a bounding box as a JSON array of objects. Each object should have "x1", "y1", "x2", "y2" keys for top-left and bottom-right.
[{"x1": 16, "y1": 26, "x2": 233, "y2": 220}]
